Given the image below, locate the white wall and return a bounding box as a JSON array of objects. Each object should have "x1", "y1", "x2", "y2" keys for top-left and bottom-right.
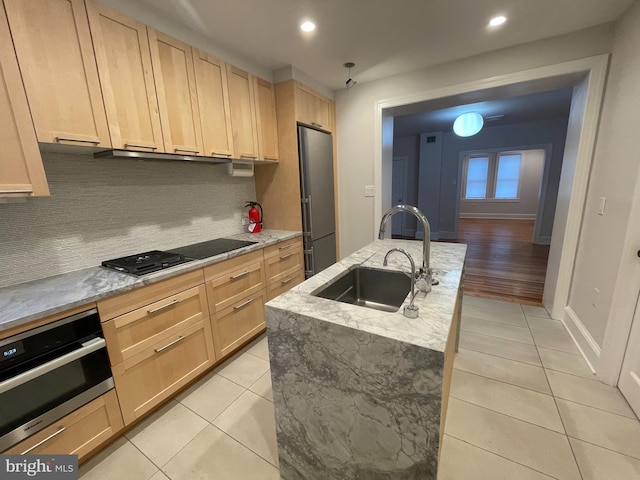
[
  {"x1": 0, "y1": 152, "x2": 255, "y2": 288},
  {"x1": 566, "y1": 2, "x2": 640, "y2": 369},
  {"x1": 460, "y1": 149, "x2": 545, "y2": 219},
  {"x1": 335, "y1": 24, "x2": 613, "y2": 257}
]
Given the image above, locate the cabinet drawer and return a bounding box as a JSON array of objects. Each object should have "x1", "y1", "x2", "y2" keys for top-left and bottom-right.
[
  {"x1": 263, "y1": 237, "x2": 303, "y2": 260},
  {"x1": 3, "y1": 389, "x2": 123, "y2": 459},
  {"x1": 265, "y1": 246, "x2": 303, "y2": 285},
  {"x1": 206, "y1": 261, "x2": 265, "y2": 315},
  {"x1": 102, "y1": 285, "x2": 207, "y2": 365},
  {"x1": 97, "y1": 269, "x2": 204, "y2": 321},
  {"x1": 212, "y1": 291, "x2": 266, "y2": 359},
  {"x1": 113, "y1": 320, "x2": 215, "y2": 425},
  {"x1": 267, "y1": 267, "x2": 305, "y2": 301}
]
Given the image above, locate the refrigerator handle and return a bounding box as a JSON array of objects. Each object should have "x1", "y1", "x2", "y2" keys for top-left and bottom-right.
[
  {"x1": 304, "y1": 247, "x2": 315, "y2": 278},
  {"x1": 301, "y1": 196, "x2": 310, "y2": 236},
  {"x1": 301, "y1": 195, "x2": 313, "y2": 237}
]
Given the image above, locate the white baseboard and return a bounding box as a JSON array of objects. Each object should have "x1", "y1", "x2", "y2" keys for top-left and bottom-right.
[
  {"x1": 562, "y1": 306, "x2": 600, "y2": 373},
  {"x1": 438, "y1": 231, "x2": 457, "y2": 240},
  {"x1": 459, "y1": 213, "x2": 537, "y2": 220}
]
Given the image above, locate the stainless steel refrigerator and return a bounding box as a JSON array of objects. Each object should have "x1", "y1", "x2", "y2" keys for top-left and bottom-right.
[{"x1": 298, "y1": 125, "x2": 337, "y2": 277}]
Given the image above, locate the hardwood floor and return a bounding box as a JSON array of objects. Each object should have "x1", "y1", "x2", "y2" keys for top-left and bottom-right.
[{"x1": 450, "y1": 219, "x2": 550, "y2": 306}]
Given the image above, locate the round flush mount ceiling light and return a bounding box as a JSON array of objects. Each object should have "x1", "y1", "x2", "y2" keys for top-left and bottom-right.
[
  {"x1": 453, "y1": 112, "x2": 484, "y2": 137},
  {"x1": 300, "y1": 21, "x2": 316, "y2": 32},
  {"x1": 489, "y1": 15, "x2": 507, "y2": 27}
]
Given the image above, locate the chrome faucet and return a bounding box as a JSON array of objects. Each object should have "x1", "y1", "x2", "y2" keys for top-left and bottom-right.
[
  {"x1": 378, "y1": 204, "x2": 438, "y2": 292},
  {"x1": 384, "y1": 248, "x2": 419, "y2": 319}
]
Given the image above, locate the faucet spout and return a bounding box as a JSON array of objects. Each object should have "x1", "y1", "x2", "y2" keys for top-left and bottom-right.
[{"x1": 378, "y1": 204, "x2": 431, "y2": 275}]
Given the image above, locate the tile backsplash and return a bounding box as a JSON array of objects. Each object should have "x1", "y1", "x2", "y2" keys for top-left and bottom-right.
[{"x1": 0, "y1": 151, "x2": 256, "y2": 288}]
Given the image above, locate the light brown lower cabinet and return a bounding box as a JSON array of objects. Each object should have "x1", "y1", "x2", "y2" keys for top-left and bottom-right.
[
  {"x1": 211, "y1": 290, "x2": 266, "y2": 359},
  {"x1": 267, "y1": 267, "x2": 305, "y2": 301},
  {"x1": 112, "y1": 319, "x2": 215, "y2": 425},
  {"x1": 3, "y1": 389, "x2": 123, "y2": 459}
]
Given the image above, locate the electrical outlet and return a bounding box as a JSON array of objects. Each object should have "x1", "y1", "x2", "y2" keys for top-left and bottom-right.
[
  {"x1": 241, "y1": 217, "x2": 250, "y2": 226},
  {"x1": 364, "y1": 185, "x2": 375, "y2": 197},
  {"x1": 592, "y1": 287, "x2": 600, "y2": 308},
  {"x1": 598, "y1": 197, "x2": 606, "y2": 216}
]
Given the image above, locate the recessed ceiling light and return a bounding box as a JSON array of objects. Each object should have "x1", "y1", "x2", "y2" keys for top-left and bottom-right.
[
  {"x1": 489, "y1": 15, "x2": 507, "y2": 27},
  {"x1": 300, "y1": 21, "x2": 316, "y2": 32},
  {"x1": 453, "y1": 112, "x2": 484, "y2": 137}
]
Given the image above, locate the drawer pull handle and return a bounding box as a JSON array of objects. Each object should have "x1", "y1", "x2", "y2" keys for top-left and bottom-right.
[
  {"x1": 174, "y1": 148, "x2": 200, "y2": 154},
  {"x1": 278, "y1": 244, "x2": 293, "y2": 251},
  {"x1": 55, "y1": 136, "x2": 100, "y2": 144},
  {"x1": 212, "y1": 152, "x2": 232, "y2": 157},
  {"x1": 0, "y1": 189, "x2": 33, "y2": 194},
  {"x1": 263, "y1": 157, "x2": 278, "y2": 161},
  {"x1": 234, "y1": 298, "x2": 254, "y2": 310},
  {"x1": 311, "y1": 122, "x2": 323, "y2": 128},
  {"x1": 230, "y1": 271, "x2": 250, "y2": 280},
  {"x1": 155, "y1": 336, "x2": 185, "y2": 353},
  {"x1": 281, "y1": 276, "x2": 295, "y2": 285},
  {"x1": 125, "y1": 143, "x2": 157, "y2": 150},
  {"x1": 147, "y1": 299, "x2": 179, "y2": 314},
  {"x1": 21, "y1": 426, "x2": 66, "y2": 454},
  {"x1": 280, "y1": 253, "x2": 294, "y2": 260},
  {"x1": 240, "y1": 154, "x2": 257, "y2": 159}
]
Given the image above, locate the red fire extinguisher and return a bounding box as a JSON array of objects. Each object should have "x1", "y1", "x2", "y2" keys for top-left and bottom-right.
[{"x1": 246, "y1": 201, "x2": 263, "y2": 233}]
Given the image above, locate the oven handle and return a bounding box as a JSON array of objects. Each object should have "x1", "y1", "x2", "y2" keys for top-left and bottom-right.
[{"x1": 0, "y1": 337, "x2": 106, "y2": 395}]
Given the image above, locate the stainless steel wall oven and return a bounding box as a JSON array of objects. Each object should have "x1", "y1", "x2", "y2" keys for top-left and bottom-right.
[{"x1": 0, "y1": 308, "x2": 113, "y2": 452}]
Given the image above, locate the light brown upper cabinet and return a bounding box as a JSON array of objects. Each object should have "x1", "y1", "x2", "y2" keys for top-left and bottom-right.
[
  {"x1": 148, "y1": 29, "x2": 203, "y2": 155},
  {"x1": 3, "y1": 0, "x2": 110, "y2": 147},
  {"x1": 295, "y1": 83, "x2": 332, "y2": 133},
  {"x1": 86, "y1": 1, "x2": 163, "y2": 153},
  {"x1": 193, "y1": 51, "x2": 234, "y2": 158},
  {"x1": 255, "y1": 77, "x2": 279, "y2": 162},
  {"x1": 0, "y1": 2, "x2": 49, "y2": 197},
  {"x1": 226, "y1": 65, "x2": 259, "y2": 160}
]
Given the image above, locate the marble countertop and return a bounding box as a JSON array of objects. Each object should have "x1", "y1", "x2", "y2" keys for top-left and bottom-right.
[
  {"x1": 266, "y1": 239, "x2": 467, "y2": 353},
  {"x1": 0, "y1": 230, "x2": 300, "y2": 333}
]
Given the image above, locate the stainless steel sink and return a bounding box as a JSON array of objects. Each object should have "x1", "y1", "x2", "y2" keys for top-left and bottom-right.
[{"x1": 312, "y1": 266, "x2": 411, "y2": 313}]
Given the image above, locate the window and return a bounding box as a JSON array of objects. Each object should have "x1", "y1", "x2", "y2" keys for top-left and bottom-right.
[{"x1": 462, "y1": 152, "x2": 522, "y2": 200}]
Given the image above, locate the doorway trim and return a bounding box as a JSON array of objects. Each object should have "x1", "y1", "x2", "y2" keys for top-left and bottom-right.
[{"x1": 373, "y1": 54, "x2": 609, "y2": 321}]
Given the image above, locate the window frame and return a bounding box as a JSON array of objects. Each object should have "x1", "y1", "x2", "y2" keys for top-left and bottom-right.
[{"x1": 461, "y1": 151, "x2": 522, "y2": 202}]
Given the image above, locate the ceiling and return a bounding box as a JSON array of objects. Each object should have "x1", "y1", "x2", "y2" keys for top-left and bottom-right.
[
  {"x1": 393, "y1": 88, "x2": 574, "y2": 137},
  {"x1": 128, "y1": 0, "x2": 632, "y2": 91}
]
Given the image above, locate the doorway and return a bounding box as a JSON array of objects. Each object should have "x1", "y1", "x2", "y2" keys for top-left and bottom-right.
[{"x1": 375, "y1": 55, "x2": 609, "y2": 321}]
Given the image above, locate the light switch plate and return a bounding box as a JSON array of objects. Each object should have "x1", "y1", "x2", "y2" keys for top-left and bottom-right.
[{"x1": 364, "y1": 185, "x2": 375, "y2": 197}]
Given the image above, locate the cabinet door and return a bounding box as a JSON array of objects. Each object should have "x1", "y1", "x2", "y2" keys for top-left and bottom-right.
[
  {"x1": 255, "y1": 77, "x2": 279, "y2": 162},
  {"x1": 227, "y1": 65, "x2": 259, "y2": 160},
  {"x1": 212, "y1": 291, "x2": 266, "y2": 359},
  {"x1": 295, "y1": 84, "x2": 332, "y2": 132},
  {"x1": 3, "y1": 0, "x2": 110, "y2": 147},
  {"x1": 86, "y1": 1, "x2": 163, "y2": 152},
  {"x1": 102, "y1": 285, "x2": 208, "y2": 366},
  {"x1": 194, "y1": 50, "x2": 234, "y2": 158},
  {"x1": 3, "y1": 390, "x2": 123, "y2": 459},
  {"x1": 0, "y1": 5, "x2": 48, "y2": 197},
  {"x1": 148, "y1": 28, "x2": 203, "y2": 155},
  {"x1": 113, "y1": 319, "x2": 215, "y2": 425}
]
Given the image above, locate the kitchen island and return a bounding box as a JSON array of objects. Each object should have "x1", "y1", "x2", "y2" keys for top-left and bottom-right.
[{"x1": 265, "y1": 239, "x2": 466, "y2": 479}]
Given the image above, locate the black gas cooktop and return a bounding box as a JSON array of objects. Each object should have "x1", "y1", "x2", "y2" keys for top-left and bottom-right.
[{"x1": 102, "y1": 238, "x2": 259, "y2": 276}]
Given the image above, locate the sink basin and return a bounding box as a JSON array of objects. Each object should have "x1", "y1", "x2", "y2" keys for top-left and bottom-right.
[{"x1": 312, "y1": 266, "x2": 411, "y2": 313}]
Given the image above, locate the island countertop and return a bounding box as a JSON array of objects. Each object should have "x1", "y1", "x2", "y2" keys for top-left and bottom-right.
[{"x1": 266, "y1": 238, "x2": 467, "y2": 353}]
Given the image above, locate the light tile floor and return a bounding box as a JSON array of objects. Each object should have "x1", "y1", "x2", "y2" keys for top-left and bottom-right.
[{"x1": 80, "y1": 296, "x2": 640, "y2": 479}]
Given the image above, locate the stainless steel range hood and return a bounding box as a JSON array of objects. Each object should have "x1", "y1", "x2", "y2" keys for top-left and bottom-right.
[{"x1": 93, "y1": 149, "x2": 232, "y2": 164}]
